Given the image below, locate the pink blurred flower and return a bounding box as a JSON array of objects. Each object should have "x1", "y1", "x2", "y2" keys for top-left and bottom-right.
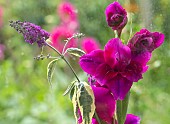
[
  {"x1": 0, "y1": 6, "x2": 3, "y2": 28},
  {"x1": 0, "y1": 44, "x2": 5, "y2": 60},
  {"x1": 50, "y1": 26, "x2": 77, "y2": 52},
  {"x1": 81, "y1": 37, "x2": 100, "y2": 53},
  {"x1": 57, "y1": 1, "x2": 79, "y2": 30}
]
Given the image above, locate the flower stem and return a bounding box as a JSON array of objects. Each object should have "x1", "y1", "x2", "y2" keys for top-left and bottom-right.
[
  {"x1": 46, "y1": 42, "x2": 80, "y2": 82},
  {"x1": 62, "y1": 57, "x2": 80, "y2": 82},
  {"x1": 116, "y1": 100, "x2": 123, "y2": 124},
  {"x1": 47, "y1": 42, "x2": 102, "y2": 124},
  {"x1": 116, "y1": 92, "x2": 130, "y2": 124},
  {"x1": 122, "y1": 92, "x2": 130, "y2": 123},
  {"x1": 117, "y1": 29, "x2": 122, "y2": 38},
  {"x1": 95, "y1": 111, "x2": 102, "y2": 124}
]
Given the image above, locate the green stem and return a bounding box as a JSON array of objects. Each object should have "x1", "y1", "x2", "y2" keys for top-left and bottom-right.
[
  {"x1": 116, "y1": 92, "x2": 130, "y2": 124},
  {"x1": 47, "y1": 42, "x2": 101, "y2": 124},
  {"x1": 122, "y1": 92, "x2": 130, "y2": 123},
  {"x1": 62, "y1": 57, "x2": 80, "y2": 82},
  {"x1": 46, "y1": 42, "x2": 80, "y2": 82},
  {"x1": 95, "y1": 111, "x2": 102, "y2": 124},
  {"x1": 116, "y1": 100, "x2": 123, "y2": 124},
  {"x1": 117, "y1": 29, "x2": 122, "y2": 39}
]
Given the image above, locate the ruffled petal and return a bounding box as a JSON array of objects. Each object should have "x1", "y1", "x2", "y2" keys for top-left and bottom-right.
[
  {"x1": 135, "y1": 28, "x2": 149, "y2": 35},
  {"x1": 152, "y1": 32, "x2": 165, "y2": 48},
  {"x1": 105, "y1": 75, "x2": 133, "y2": 100},
  {"x1": 92, "y1": 86, "x2": 115, "y2": 124},
  {"x1": 79, "y1": 50, "x2": 104, "y2": 75},
  {"x1": 121, "y1": 61, "x2": 143, "y2": 82},
  {"x1": 104, "y1": 38, "x2": 131, "y2": 69},
  {"x1": 94, "y1": 63, "x2": 118, "y2": 86},
  {"x1": 125, "y1": 114, "x2": 141, "y2": 124},
  {"x1": 142, "y1": 65, "x2": 149, "y2": 73},
  {"x1": 128, "y1": 28, "x2": 164, "y2": 54},
  {"x1": 132, "y1": 51, "x2": 151, "y2": 66}
]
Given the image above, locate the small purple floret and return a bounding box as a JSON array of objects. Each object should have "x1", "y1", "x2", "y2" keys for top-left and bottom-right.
[{"x1": 9, "y1": 20, "x2": 50, "y2": 47}]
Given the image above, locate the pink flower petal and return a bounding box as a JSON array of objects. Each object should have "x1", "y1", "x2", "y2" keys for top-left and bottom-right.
[
  {"x1": 106, "y1": 75, "x2": 133, "y2": 100},
  {"x1": 125, "y1": 114, "x2": 141, "y2": 124},
  {"x1": 95, "y1": 63, "x2": 118, "y2": 86},
  {"x1": 81, "y1": 37, "x2": 100, "y2": 53},
  {"x1": 132, "y1": 52, "x2": 151, "y2": 66},
  {"x1": 128, "y1": 28, "x2": 165, "y2": 55},
  {"x1": 92, "y1": 86, "x2": 115, "y2": 124},
  {"x1": 79, "y1": 50, "x2": 104, "y2": 75},
  {"x1": 121, "y1": 61, "x2": 143, "y2": 82},
  {"x1": 152, "y1": 32, "x2": 165, "y2": 48},
  {"x1": 92, "y1": 118, "x2": 99, "y2": 124},
  {"x1": 50, "y1": 26, "x2": 77, "y2": 52},
  {"x1": 104, "y1": 38, "x2": 131, "y2": 69},
  {"x1": 57, "y1": 2, "x2": 77, "y2": 23}
]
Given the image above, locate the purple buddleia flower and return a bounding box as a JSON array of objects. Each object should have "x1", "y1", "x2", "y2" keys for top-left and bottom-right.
[
  {"x1": 9, "y1": 20, "x2": 50, "y2": 47},
  {"x1": 105, "y1": 2, "x2": 127, "y2": 31}
]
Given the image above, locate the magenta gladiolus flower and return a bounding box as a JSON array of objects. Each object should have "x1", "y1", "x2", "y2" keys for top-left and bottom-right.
[
  {"x1": 79, "y1": 38, "x2": 145, "y2": 100},
  {"x1": 125, "y1": 114, "x2": 140, "y2": 124},
  {"x1": 105, "y1": 2, "x2": 127, "y2": 31},
  {"x1": 9, "y1": 21, "x2": 50, "y2": 47},
  {"x1": 50, "y1": 26, "x2": 77, "y2": 52},
  {"x1": 81, "y1": 37, "x2": 100, "y2": 53}
]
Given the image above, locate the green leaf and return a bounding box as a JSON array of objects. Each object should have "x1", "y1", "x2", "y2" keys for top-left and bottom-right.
[
  {"x1": 70, "y1": 85, "x2": 75, "y2": 101},
  {"x1": 72, "y1": 86, "x2": 79, "y2": 124},
  {"x1": 47, "y1": 59, "x2": 58, "y2": 85},
  {"x1": 66, "y1": 48, "x2": 86, "y2": 57},
  {"x1": 77, "y1": 82, "x2": 95, "y2": 124},
  {"x1": 63, "y1": 80, "x2": 76, "y2": 96}
]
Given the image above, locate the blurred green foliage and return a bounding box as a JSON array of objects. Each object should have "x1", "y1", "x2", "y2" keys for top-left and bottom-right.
[{"x1": 0, "y1": 0, "x2": 170, "y2": 124}]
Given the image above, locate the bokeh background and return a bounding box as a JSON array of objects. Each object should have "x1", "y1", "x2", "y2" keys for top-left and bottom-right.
[{"x1": 0, "y1": 0, "x2": 170, "y2": 124}]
